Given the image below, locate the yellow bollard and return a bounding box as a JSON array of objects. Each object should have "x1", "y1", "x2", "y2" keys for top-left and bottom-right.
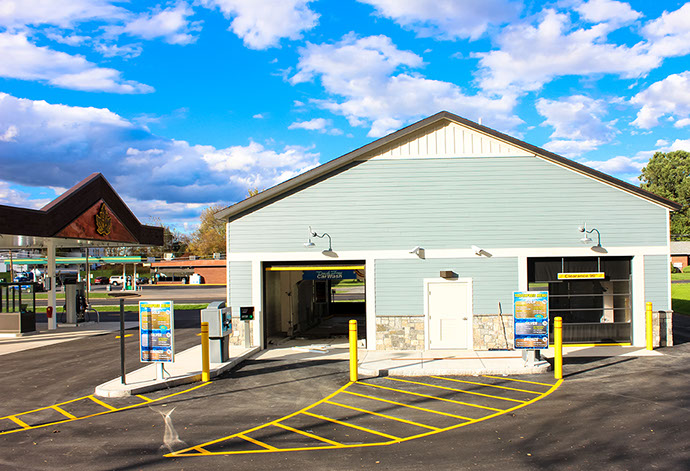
[
  {"x1": 554, "y1": 317, "x2": 563, "y2": 380},
  {"x1": 201, "y1": 321, "x2": 210, "y2": 382},
  {"x1": 646, "y1": 302, "x2": 654, "y2": 351},
  {"x1": 349, "y1": 319, "x2": 358, "y2": 382}
]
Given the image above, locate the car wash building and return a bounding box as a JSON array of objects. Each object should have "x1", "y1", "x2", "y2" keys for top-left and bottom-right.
[{"x1": 216, "y1": 112, "x2": 677, "y2": 352}]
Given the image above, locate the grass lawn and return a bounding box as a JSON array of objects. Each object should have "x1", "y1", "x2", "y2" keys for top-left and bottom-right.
[
  {"x1": 672, "y1": 283, "x2": 690, "y2": 315},
  {"x1": 35, "y1": 292, "x2": 111, "y2": 299},
  {"x1": 33, "y1": 303, "x2": 209, "y2": 313},
  {"x1": 671, "y1": 272, "x2": 690, "y2": 281}
]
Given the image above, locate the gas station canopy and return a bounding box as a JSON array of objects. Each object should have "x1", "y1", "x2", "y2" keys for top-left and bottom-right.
[{"x1": 0, "y1": 173, "x2": 163, "y2": 250}]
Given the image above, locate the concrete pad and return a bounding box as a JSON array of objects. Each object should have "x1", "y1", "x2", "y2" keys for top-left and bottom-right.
[
  {"x1": 94, "y1": 344, "x2": 260, "y2": 397},
  {"x1": 358, "y1": 349, "x2": 551, "y2": 377},
  {"x1": 541, "y1": 345, "x2": 665, "y2": 358},
  {"x1": 0, "y1": 322, "x2": 139, "y2": 356}
]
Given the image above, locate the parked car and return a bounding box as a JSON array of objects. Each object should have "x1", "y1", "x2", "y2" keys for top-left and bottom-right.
[
  {"x1": 136, "y1": 276, "x2": 149, "y2": 285},
  {"x1": 94, "y1": 276, "x2": 109, "y2": 285},
  {"x1": 109, "y1": 275, "x2": 125, "y2": 286}
]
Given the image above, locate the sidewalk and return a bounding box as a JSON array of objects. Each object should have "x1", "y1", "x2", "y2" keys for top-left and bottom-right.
[{"x1": 95, "y1": 344, "x2": 259, "y2": 397}]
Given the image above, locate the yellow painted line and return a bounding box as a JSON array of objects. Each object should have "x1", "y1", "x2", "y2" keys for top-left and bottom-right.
[
  {"x1": 342, "y1": 390, "x2": 473, "y2": 421},
  {"x1": 136, "y1": 394, "x2": 153, "y2": 403},
  {"x1": 167, "y1": 382, "x2": 354, "y2": 457},
  {"x1": 265, "y1": 266, "x2": 364, "y2": 271},
  {"x1": 326, "y1": 400, "x2": 440, "y2": 431},
  {"x1": 482, "y1": 375, "x2": 553, "y2": 387},
  {"x1": 238, "y1": 433, "x2": 278, "y2": 451},
  {"x1": 51, "y1": 406, "x2": 77, "y2": 420},
  {"x1": 274, "y1": 422, "x2": 343, "y2": 446},
  {"x1": 0, "y1": 382, "x2": 210, "y2": 436},
  {"x1": 386, "y1": 377, "x2": 526, "y2": 404},
  {"x1": 398, "y1": 379, "x2": 564, "y2": 443},
  {"x1": 362, "y1": 382, "x2": 502, "y2": 412},
  {"x1": 303, "y1": 411, "x2": 400, "y2": 440},
  {"x1": 431, "y1": 376, "x2": 541, "y2": 395},
  {"x1": 115, "y1": 334, "x2": 133, "y2": 339},
  {"x1": 87, "y1": 396, "x2": 118, "y2": 412},
  {"x1": 7, "y1": 416, "x2": 30, "y2": 429}
]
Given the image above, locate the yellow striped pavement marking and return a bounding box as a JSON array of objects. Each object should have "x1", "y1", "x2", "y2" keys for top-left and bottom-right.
[
  {"x1": 431, "y1": 376, "x2": 542, "y2": 394},
  {"x1": 88, "y1": 396, "x2": 118, "y2": 411},
  {"x1": 167, "y1": 378, "x2": 563, "y2": 458},
  {"x1": 482, "y1": 375, "x2": 552, "y2": 387},
  {"x1": 274, "y1": 422, "x2": 343, "y2": 446},
  {"x1": 51, "y1": 406, "x2": 77, "y2": 420},
  {"x1": 7, "y1": 416, "x2": 30, "y2": 429},
  {"x1": 303, "y1": 411, "x2": 400, "y2": 440},
  {"x1": 342, "y1": 390, "x2": 473, "y2": 421},
  {"x1": 362, "y1": 382, "x2": 503, "y2": 411},
  {"x1": 387, "y1": 377, "x2": 526, "y2": 403},
  {"x1": 136, "y1": 394, "x2": 153, "y2": 403},
  {"x1": 238, "y1": 433, "x2": 278, "y2": 451},
  {"x1": 0, "y1": 382, "x2": 210, "y2": 436},
  {"x1": 326, "y1": 400, "x2": 440, "y2": 431}
]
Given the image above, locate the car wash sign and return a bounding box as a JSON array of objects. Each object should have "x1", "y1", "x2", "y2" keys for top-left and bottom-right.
[
  {"x1": 513, "y1": 291, "x2": 549, "y2": 350},
  {"x1": 139, "y1": 301, "x2": 174, "y2": 362},
  {"x1": 302, "y1": 270, "x2": 357, "y2": 280}
]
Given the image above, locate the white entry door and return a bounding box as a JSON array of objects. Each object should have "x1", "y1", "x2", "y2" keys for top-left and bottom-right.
[{"x1": 427, "y1": 281, "x2": 471, "y2": 349}]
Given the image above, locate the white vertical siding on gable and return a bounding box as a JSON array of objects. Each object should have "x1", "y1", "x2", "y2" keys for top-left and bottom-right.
[{"x1": 366, "y1": 121, "x2": 533, "y2": 159}]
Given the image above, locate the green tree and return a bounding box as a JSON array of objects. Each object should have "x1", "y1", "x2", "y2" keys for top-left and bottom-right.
[
  {"x1": 187, "y1": 205, "x2": 226, "y2": 257},
  {"x1": 639, "y1": 150, "x2": 690, "y2": 239},
  {"x1": 139, "y1": 218, "x2": 189, "y2": 258}
]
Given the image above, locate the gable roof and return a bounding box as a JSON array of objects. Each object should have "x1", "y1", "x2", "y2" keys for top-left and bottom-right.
[
  {"x1": 216, "y1": 111, "x2": 680, "y2": 221},
  {"x1": 0, "y1": 173, "x2": 163, "y2": 248}
]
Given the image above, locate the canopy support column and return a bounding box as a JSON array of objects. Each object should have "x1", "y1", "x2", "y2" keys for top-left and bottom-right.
[{"x1": 47, "y1": 240, "x2": 57, "y2": 330}]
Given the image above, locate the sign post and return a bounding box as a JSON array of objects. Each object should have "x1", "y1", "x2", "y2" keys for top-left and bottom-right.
[
  {"x1": 139, "y1": 300, "x2": 174, "y2": 380},
  {"x1": 513, "y1": 291, "x2": 549, "y2": 366}
]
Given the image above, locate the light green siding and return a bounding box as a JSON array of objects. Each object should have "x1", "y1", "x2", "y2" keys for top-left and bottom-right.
[
  {"x1": 229, "y1": 157, "x2": 668, "y2": 252},
  {"x1": 229, "y1": 261, "x2": 252, "y2": 310},
  {"x1": 645, "y1": 255, "x2": 670, "y2": 310},
  {"x1": 375, "y1": 258, "x2": 519, "y2": 316}
]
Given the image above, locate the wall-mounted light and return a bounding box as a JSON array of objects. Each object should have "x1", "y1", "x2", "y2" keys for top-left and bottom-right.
[
  {"x1": 578, "y1": 223, "x2": 603, "y2": 250},
  {"x1": 409, "y1": 246, "x2": 425, "y2": 258},
  {"x1": 304, "y1": 226, "x2": 334, "y2": 255},
  {"x1": 471, "y1": 245, "x2": 492, "y2": 257}
]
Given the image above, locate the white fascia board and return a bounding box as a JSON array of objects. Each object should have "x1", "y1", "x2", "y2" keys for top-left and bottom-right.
[{"x1": 226, "y1": 246, "x2": 670, "y2": 262}]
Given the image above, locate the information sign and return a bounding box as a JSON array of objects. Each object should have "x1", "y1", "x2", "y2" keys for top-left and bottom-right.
[
  {"x1": 513, "y1": 291, "x2": 549, "y2": 350},
  {"x1": 240, "y1": 306, "x2": 254, "y2": 321},
  {"x1": 557, "y1": 272, "x2": 605, "y2": 280},
  {"x1": 139, "y1": 300, "x2": 174, "y2": 362}
]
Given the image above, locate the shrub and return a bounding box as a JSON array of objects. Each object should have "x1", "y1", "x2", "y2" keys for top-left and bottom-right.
[{"x1": 684, "y1": 265, "x2": 690, "y2": 274}]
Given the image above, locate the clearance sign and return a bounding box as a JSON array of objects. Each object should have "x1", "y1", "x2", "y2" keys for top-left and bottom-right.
[{"x1": 557, "y1": 272, "x2": 605, "y2": 280}]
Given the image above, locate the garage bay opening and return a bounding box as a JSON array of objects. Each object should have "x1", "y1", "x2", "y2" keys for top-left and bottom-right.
[{"x1": 263, "y1": 262, "x2": 366, "y2": 347}]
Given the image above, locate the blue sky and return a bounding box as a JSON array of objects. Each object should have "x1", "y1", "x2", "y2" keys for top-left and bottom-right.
[{"x1": 0, "y1": 0, "x2": 689, "y2": 232}]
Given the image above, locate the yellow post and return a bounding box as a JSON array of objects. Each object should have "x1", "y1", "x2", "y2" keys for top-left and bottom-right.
[
  {"x1": 646, "y1": 302, "x2": 654, "y2": 351},
  {"x1": 554, "y1": 317, "x2": 563, "y2": 380},
  {"x1": 201, "y1": 321, "x2": 210, "y2": 382},
  {"x1": 349, "y1": 319, "x2": 358, "y2": 382}
]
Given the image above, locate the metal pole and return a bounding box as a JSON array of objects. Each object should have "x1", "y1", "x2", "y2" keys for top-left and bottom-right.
[
  {"x1": 201, "y1": 322, "x2": 210, "y2": 382},
  {"x1": 554, "y1": 317, "x2": 563, "y2": 380},
  {"x1": 349, "y1": 319, "x2": 358, "y2": 382},
  {"x1": 47, "y1": 240, "x2": 57, "y2": 330},
  {"x1": 85, "y1": 249, "x2": 90, "y2": 304},
  {"x1": 120, "y1": 298, "x2": 126, "y2": 384},
  {"x1": 646, "y1": 302, "x2": 654, "y2": 351}
]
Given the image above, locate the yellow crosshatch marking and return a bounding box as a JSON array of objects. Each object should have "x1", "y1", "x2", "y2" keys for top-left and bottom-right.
[
  {"x1": 386, "y1": 377, "x2": 527, "y2": 403},
  {"x1": 0, "y1": 382, "x2": 210, "y2": 436},
  {"x1": 166, "y1": 376, "x2": 563, "y2": 458}
]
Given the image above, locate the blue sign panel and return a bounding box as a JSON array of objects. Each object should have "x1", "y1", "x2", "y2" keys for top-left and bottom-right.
[
  {"x1": 139, "y1": 300, "x2": 174, "y2": 362},
  {"x1": 513, "y1": 291, "x2": 549, "y2": 350}
]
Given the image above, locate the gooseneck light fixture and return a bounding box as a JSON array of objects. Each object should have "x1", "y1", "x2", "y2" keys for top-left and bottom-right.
[
  {"x1": 578, "y1": 223, "x2": 602, "y2": 248},
  {"x1": 304, "y1": 226, "x2": 333, "y2": 255}
]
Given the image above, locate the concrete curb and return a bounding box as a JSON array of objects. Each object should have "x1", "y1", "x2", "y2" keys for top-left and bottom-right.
[
  {"x1": 94, "y1": 346, "x2": 260, "y2": 398},
  {"x1": 359, "y1": 360, "x2": 550, "y2": 377}
]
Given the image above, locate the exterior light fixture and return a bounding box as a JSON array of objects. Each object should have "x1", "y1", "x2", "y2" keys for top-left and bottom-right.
[
  {"x1": 578, "y1": 223, "x2": 602, "y2": 248},
  {"x1": 409, "y1": 246, "x2": 425, "y2": 258},
  {"x1": 305, "y1": 226, "x2": 333, "y2": 254}
]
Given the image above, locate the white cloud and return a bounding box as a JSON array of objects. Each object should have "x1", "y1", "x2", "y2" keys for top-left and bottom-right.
[
  {"x1": 0, "y1": 32, "x2": 153, "y2": 93},
  {"x1": 358, "y1": 0, "x2": 522, "y2": 40},
  {"x1": 0, "y1": 0, "x2": 126, "y2": 29},
  {"x1": 288, "y1": 117, "x2": 330, "y2": 132},
  {"x1": 536, "y1": 95, "x2": 617, "y2": 156},
  {"x1": 93, "y1": 41, "x2": 143, "y2": 58},
  {"x1": 0, "y1": 124, "x2": 17, "y2": 142},
  {"x1": 200, "y1": 0, "x2": 318, "y2": 49},
  {"x1": 642, "y1": 3, "x2": 690, "y2": 58},
  {"x1": 476, "y1": 9, "x2": 659, "y2": 92},
  {"x1": 118, "y1": 2, "x2": 200, "y2": 45},
  {"x1": 291, "y1": 33, "x2": 521, "y2": 137},
  {"x1": 0, "y1": 92, "x2": 319, "y2": 214},
  {"x1": 576, "y1": 0, "x2": 641, "y2": 25},
  {"x1": 0, "y1": 181, "x2": 50, "y2": 208},
  {"x1": 580, "y1": 155, "x2": 645, "y2": 174},
  {"x1": 669, "y1": 138, "x2": 690, "y2": 151},
  {"x1": 252, "y1": 113, "x2": 264, "y2": 119},
  {"x1": 631, "y1": 72, "x2": 690, "y2": 128}
]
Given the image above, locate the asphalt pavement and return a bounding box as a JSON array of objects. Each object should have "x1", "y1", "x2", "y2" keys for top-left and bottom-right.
[{"x1": 1, "y1": 313, "x2": 689, "y2": 470}]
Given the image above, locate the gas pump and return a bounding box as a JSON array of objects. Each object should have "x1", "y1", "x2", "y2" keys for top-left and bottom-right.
[{"x1": 64, "y1": 281, "x2": 86, "y2": 324}]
